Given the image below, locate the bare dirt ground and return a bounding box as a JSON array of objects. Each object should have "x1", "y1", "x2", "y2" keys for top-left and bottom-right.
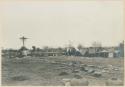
[{"x1": 2, "y1": 56, "x2": 124, "y2": 86}]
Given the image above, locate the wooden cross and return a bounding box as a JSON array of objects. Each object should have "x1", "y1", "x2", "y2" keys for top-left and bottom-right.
[{"x1": 20, "y1": 36, "x2": 28, "y2": 47}]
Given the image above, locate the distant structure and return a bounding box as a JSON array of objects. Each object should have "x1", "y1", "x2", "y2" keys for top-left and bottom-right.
[
  {"x1": 118, "y1": 41, "x2": 124, "y2": 57},
  {"x1": 1, "y1": 36, "x2": 124, "y2": 58},
  {"x1": 20, "y1": 36, "x2": 28, "y2": 47},
  {"x1": 19, "y1": 36, "x2": 29, "y2": 57}
]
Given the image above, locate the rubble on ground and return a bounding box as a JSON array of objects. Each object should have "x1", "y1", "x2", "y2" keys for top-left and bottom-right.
[
  {"x1": 59, "y1": 71, "x2": 69, "y2": 76},
  {"x1": 105, "y1": 78, "x2": 123, "y2": 86},
  {"x1": 74, "y1": 74, "x2": 82, "y2": 79},
  {"x1": 71, "y1": 78, "x2": 89, "y2": 86},
  {"x1": 92, "y1": 71, "x2": 102, "y2": 77}
]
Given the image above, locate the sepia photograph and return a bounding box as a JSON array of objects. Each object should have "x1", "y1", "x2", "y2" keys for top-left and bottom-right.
[{"x1": 0, "y1": 0, "x2": 124, "y2": 86}]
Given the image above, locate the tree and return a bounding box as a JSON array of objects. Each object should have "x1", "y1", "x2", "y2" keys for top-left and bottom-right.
[
  {"x1": 36, "y1": 48, "x2": 41, "y2": 51},
  {"x1": 32, "y1": 46, "x2": 36, "y2": 51},
  {"x1": 77, "y1": 44, "x2": 84, "y2": 51},
  {"x1": 71, "y1": 47, "x2": 76, "y2": 55}
]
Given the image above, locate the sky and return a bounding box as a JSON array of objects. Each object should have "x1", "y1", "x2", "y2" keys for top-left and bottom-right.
[{"x1": 0, "y1": 1, "x2": 124, "y2": 49}]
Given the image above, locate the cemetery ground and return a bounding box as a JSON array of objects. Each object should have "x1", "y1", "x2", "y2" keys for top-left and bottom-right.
[{"x1": 2, "y1": 56, "x2": 124, "y2": 86}]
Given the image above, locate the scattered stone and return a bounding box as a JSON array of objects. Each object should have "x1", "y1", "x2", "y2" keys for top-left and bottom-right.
[
  {"x1": 59, "y1": 71, "x2": 69, "y2": 76},
  {"x1": 102, "y1": 69, "x2": 109, "y2": 73},
  {"x1": 88, "y1": 64, "x2": 95, "y2": 68},
  {"x1": 64, "y1": 81, "x2": 70, "y2": 86},
  {"x1": 84, "y1": 67, "x2": 89, "y2": 72},
  {"x1": 92, "y1": 71, "x2": 102, "y2": 77},
  {"x1": 62, "y1": 78, "x2": 70, "y2": 82},
  {"x1": 74, "y1": 74, "x2": 82, "y2": 79},
  {"x1": 51, "y1": 61, "x2": 57, "y2": 64},
  {"x1": 62, "y1": 78, "x2": 89, "y2": 86},
  {"x1": 68, "y1": 62, "x2": 73, "y2": 66},
  {"x1": 107, "y1": 64, "x2": 113, "y2": 69},
  {"x1": 105, "y1": 78, "x2": 123, "y2": 86},
  {"x1": 103, "y1": 68, "x2": 109, "y2": 70},
  {"x1": 108, "y1": 64, "x2": 113, "y2": 67},
  {"x1": 61, "y1": 62, "x2": 67, "y2": 65},
  {"x1": 72, "y1": 70, "x2": 79, "y2": 73},
  {"x1": 112, "y1": 67, "x2": 119, "y2": 71},
  {"x1": 80, "y1": 64, "x2": 87, "y2": 67},
  {"x1": 87, "y1": 69, "x2": 95, "y2": 74},
  {"x1": 15, "y1": 57, "x2": 21, "y2": 59},
  {"x1": 71, "y1": 61, "x2": 81, "y2": 67},
  {"x1": 70, "y1": 78, "x2": 89, "y2": 86},
  {"x1": 98, "y1": 66, "x2": 103, "y2": 69},
  {"x1": 113, "y1": 68, "x2": 119, "y2": 71},
  {"x1": 62, "y1": 78, "x2": 71, "y2": 86},
  {"x1": 80, "y1": 66, "x2": 85, "y2": 71}
]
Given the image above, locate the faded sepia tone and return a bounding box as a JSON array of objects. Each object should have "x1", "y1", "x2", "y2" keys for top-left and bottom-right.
[{"x1": 0, "y1": 0, "x2": 124, "y2": 86}]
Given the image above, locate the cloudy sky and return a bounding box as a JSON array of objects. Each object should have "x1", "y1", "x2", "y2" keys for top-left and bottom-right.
[{"x1": 0, "y1": 1, "x2": 124, "y2": 49}]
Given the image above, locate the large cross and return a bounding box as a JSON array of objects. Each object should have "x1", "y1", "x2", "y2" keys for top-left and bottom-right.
[{"x1": 20, "y1": 36, "x2": 28, "y2": 47}]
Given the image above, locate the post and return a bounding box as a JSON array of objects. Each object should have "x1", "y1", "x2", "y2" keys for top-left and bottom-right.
[{"x1": 20, "y1": 36, "x2": 28, "y2": 47}]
